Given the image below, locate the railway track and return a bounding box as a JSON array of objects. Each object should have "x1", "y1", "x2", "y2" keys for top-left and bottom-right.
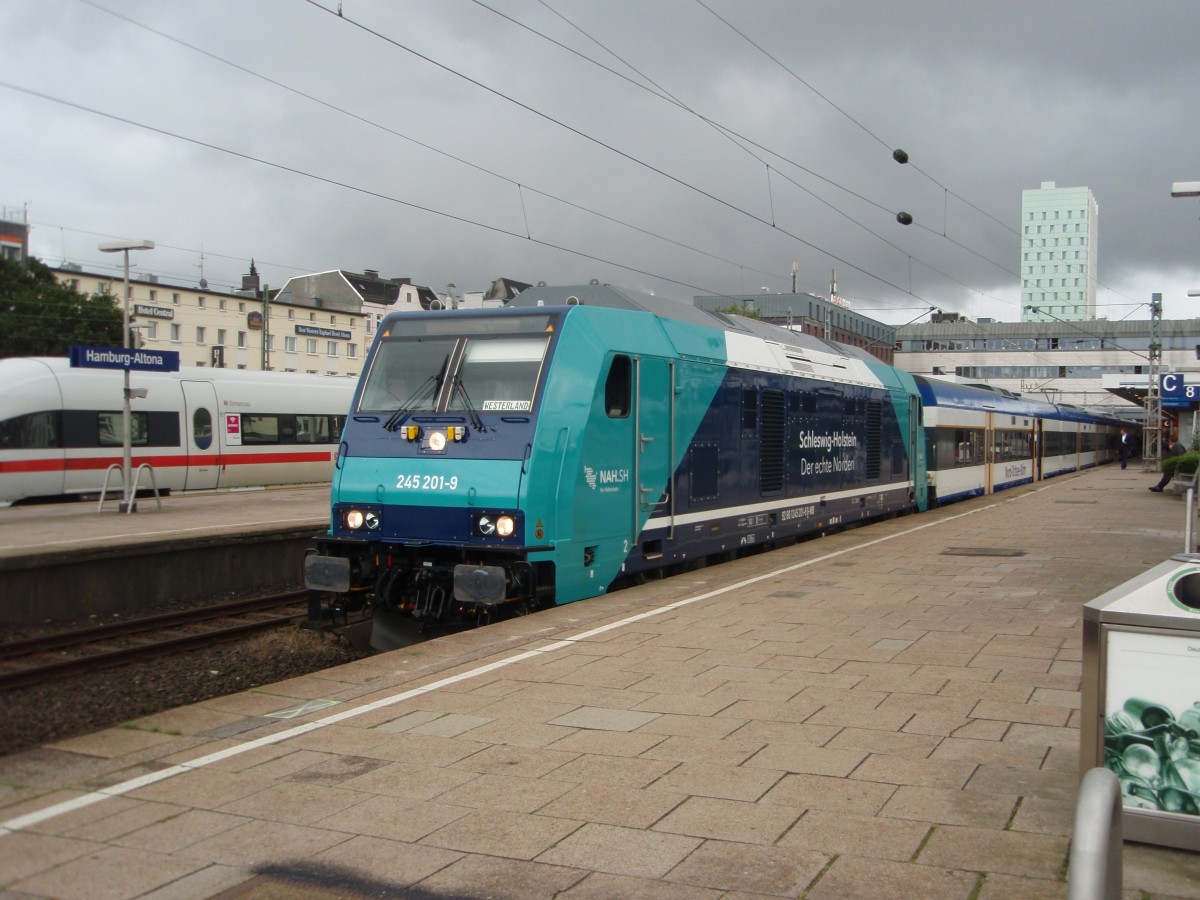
[{"x1": 0, "y1": 593, "x2": 311, "y2": 692}]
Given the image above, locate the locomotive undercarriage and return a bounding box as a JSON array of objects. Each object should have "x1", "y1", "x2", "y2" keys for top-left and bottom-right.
[{"x1": 305, "y1": 540, "x2": 555, "y2": 639}]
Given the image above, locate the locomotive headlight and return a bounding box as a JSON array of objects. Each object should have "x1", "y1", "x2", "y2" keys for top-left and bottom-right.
[
  {"x1": 342, "y1": 507, "x2": 381, "y2": 531},
  {"x1": 428, "y1": 430, "x2": 447, "y2": 452},
  {"x1": 475, "y1": 511, "x2": 517, "y2": 539}
]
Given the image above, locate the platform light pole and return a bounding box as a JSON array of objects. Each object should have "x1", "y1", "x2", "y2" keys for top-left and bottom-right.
[
  {"x1": 98, "y1": 239, "x2": 154, "y2": 512},
  {"x1": 1172, "y1": 183, "x2": 1200, "y2": 449},
  {"x1": 1145, "y1": 293, "x2": 1163, "y2": 471}
]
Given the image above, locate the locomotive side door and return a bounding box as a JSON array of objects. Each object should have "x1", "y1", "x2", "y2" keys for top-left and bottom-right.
[
  {"x1": 634, "y1": 356, "x2": 674, "y2": 549},
  {"x1": 181, "y1": 380, "x2": 220, "y2": 490}
]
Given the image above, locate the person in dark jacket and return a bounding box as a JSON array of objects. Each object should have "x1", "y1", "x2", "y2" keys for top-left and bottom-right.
[
  {"x1": 1149, "y1": 441, "x2": 1186, "y2": 492},
  {"x1": 1120, "y1": 429, "x2": 1132, "y2": 469}
]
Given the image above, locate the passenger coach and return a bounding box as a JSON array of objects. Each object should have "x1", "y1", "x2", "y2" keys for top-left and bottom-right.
[
  {"x1": 914, "y1": 376, "x2": 1125, "y2": 504},
  {"x1": 0, "y1": 358, "x2": 355, "y2": 505}
]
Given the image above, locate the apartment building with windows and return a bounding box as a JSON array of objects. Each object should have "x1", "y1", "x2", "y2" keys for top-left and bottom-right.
[
  {"x1": 274, "y1": 269, "x2": 441, "y2": 362},
  {"x1": 1021, "y1": 181, "x2": 1099, "y2": 323},
  {"x1": 50, "y1": 264, "x2": 366, "y2": 376}
]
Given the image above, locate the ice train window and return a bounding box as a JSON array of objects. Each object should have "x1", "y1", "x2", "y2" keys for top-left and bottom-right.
[
  {"x1": 242, "y1": 415, "x2": 279, "y2": 444},
  {"x1": 98, "y1": 412, "x2": 149, "y2": 447},
  {"x1": 193, "y1": 408, "x2": 212, "y2": 450},
  {"x1": 295, "y1": 415, "x2": 331, "y2": 443},
  {"x1": 0, "y1": 411, "x2": 60, "y2": 449}
]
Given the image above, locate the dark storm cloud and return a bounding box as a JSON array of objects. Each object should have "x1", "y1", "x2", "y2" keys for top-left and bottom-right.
[{"x1": 1, "y1": 0, "x2": 1197, "y2": 322}]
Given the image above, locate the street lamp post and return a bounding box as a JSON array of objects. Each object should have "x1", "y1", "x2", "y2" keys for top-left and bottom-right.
[{"x1": 98, "y1": 239, "x2": 154, "y2": 512}]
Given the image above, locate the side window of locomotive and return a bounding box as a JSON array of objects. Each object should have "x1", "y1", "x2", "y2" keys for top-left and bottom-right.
[
  {"x1": 242, "y1": 414, "x2": 280, "y2": 444},
  {"x1": 605, "y1": 355, "x2": 631, "y2": 418},
  {"x1": 97, "y1": 412, "x2": 149, "y2": 446},
  {"x1": 0, "y1": 411, "x2": 60, "y2": 449},
  {"x1": 193, "y1": 408, "x2": 213, "y2": 450}
]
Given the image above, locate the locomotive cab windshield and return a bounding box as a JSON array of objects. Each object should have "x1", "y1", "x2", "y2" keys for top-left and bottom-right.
[{"x1": 358, "y1": 314, "x2": 556, "y2": 422}]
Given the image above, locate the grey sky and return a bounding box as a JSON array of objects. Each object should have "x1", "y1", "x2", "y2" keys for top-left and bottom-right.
[{"x1": 2, "y1": 0, "x2": 1198, "y2": 324}]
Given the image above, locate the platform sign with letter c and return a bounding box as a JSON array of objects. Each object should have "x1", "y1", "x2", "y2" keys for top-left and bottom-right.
[
  {"x1": 1161, "y1": 373, "x2": 1200, "y2": 408},
  {"x1": 225, "y1": 413, "x2": 242, "y2": 446}
]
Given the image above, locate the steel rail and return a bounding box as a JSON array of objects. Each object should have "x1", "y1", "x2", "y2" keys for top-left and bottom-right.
[
  {"x1": 0, "y1": 592, "x2": 307, "y2": 662},
  {"x1": 0, "y1": 595, "x2": 308, "y2": 691}
]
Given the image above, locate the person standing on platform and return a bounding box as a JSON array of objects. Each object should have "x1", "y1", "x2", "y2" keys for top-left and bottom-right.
[{"x1": 1120, "y1": 429, "x2": 1131, "y2": 469}]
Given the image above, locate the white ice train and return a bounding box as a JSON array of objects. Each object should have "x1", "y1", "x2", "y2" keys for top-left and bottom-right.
[{"x1": 0, "y1": 357, "x2": 356, "y2": 507}]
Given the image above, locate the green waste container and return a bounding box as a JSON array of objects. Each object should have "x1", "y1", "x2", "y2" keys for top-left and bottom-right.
[{"x1": 1082, "y1": 553, "x2": 1200, "y2": 851}]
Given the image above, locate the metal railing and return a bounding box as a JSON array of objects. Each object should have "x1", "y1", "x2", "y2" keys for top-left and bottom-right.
[
  {"x1": 1184, "y1": 466, "x2": 1200, "y2": 553},
  {"x1": 1067, "y1": 767, "x2": 1122, "y2": 900},
  {"x1": 97, "y1": 463, "x2": 162, "y2": 513}
]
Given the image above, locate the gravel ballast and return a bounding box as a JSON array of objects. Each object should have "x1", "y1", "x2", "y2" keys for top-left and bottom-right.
[{"x1": 0, "y1": 627, "x2": 365, "y2": 757}]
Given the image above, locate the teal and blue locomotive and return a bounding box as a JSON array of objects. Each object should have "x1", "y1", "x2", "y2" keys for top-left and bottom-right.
[{"x1": 304, "y1": 283, "x2": 1124, "y2": 648}]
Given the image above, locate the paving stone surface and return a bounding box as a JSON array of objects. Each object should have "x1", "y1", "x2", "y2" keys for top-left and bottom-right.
[{"x1": 2, "y1": 466, "x2": 1200, "y2": 898}]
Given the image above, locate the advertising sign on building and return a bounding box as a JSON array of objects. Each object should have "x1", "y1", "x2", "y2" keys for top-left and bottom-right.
[
  {"x1": 296, "y1": 324, "x2": 352, "y2": 341},
  {"x1": 133, "y1": 304, "x2": 174, "y2": 320}
]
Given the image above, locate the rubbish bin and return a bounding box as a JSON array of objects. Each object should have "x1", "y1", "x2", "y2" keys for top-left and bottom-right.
[{"x1": 1082, "y1": 553, "x2": 1200, "y2": 850}]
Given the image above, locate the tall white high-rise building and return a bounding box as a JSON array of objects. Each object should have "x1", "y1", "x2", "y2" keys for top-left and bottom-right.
[{"x1": 1020, "y1": 181, "x2": 1098, "y2": 323}]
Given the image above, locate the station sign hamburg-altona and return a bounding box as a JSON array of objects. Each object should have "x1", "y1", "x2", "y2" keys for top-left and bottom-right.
[{"x1": 68, "y1": 345, "x2": 180, "y2": 372}]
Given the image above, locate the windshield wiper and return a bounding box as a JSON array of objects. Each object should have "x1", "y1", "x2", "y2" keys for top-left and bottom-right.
[
  {"x1": 383, "y1": 376, "x2": 437, "y2": 431},
  {"x1": 453, "y1": 377, "x2": 485, "y2": 431},
  {"x1": 382, "y1": 354, "x2": 452, "y2": 431}
]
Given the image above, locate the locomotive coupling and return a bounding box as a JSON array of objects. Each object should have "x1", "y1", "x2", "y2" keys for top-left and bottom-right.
[{"x1": 453, "y1": 564, "x2": 508, "y2": 606}]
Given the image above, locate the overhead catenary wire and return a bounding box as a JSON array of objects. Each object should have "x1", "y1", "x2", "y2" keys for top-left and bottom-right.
[
  {"x1": 696, "y1": 1, "x2": 1147, "y2": 313},
  {"x1": 693, "y1": 0, "x2": 1016, "y2": 238},
  {"x1": 0, "y1": 79, "x2": 821, "y2": 305},
  {"x1": 23, "y1": 2, "x2": 1152, "y2": 324},
  {"x1": 491, "y1": 0, "x2": 1139, "y2": 320},
  {"x1": 52, "y1": 0, "x2": 1062, "y2": 319},
  {"x1": 296, "y1": 0, "x2": 939, "y2": 304},
  {"x1": 474, "y1": 0, "x2": 1015, "y2": 305},
  {"x1": 70, "y1": 0, "x2": 786, "y2": 291}
]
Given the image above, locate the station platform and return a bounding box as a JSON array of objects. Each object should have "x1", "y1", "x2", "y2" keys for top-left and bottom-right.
[
  {"x1": 2, "y1": 464, "x2": 1199, "y2": 898},
  {"x1": 0, "y1": 486, "x2": 331, "y2": 625},
  {"x1": 0, "y1": 485, "x2": 330, "y2": 561}
]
